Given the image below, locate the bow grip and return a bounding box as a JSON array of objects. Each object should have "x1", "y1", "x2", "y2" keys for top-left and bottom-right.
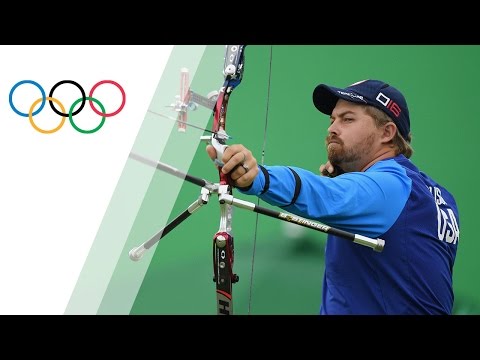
[{"x1": 200, "y1": 133, "x2": 229, "y2": 167}]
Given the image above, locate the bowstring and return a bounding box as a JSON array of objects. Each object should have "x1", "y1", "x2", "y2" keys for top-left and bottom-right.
[{"x1": 247, "y1": 45, "x2": 273, "y2": 315}]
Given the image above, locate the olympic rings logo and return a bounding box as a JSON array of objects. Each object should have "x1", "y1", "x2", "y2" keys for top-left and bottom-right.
[{"x1": 9, "y1": 80, "x2": 126, "y2": 134}]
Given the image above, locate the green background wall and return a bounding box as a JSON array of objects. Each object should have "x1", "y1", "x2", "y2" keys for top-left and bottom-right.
[{"x1": 127, "y1": 45, "x2": 479, "y2": 314}]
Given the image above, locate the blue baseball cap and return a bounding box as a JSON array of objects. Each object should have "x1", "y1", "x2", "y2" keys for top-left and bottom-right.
[{"x1": 312, "y1": 79, "x2": 410, "y2": 141}]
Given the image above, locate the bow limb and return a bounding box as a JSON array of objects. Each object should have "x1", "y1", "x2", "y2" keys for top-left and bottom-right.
[
  {"x1": 211, "y1": 45, "x2": 246, "y2": 315},
  {"x1": 210, "y1": 45, "x2": 272, "y2": 315}
]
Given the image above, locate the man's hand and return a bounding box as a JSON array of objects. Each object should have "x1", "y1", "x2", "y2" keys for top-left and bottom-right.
[
  {"x1": 319, "y1": 161, "x2": 345, "y2": 178},
  {"x1": 206, "y1": 144, "x2": 258, "y2": 188}
]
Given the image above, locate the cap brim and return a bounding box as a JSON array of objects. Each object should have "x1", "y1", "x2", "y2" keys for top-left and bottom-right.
[{"x1": 312, "y1": 84, "x2": 368, "y2": 115}]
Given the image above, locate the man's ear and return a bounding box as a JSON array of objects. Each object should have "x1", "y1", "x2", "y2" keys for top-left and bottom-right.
[{"x1": 382, "y1": 122, "x2": 397, "y2": 143}]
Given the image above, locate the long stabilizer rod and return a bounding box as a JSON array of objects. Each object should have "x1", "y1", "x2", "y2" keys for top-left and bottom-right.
[{"x1": 219, "y1": 193, "x2": 385, "y2": 252}]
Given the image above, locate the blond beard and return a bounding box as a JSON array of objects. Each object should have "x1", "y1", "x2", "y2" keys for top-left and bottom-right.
[{"x1": 326, "y1": 133, "x2": 376, "y2": 171}]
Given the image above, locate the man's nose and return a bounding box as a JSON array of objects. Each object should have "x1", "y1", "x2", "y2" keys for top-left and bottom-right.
[{"x1": 328, "y1": 122, "x2": 338, "y2": 135}]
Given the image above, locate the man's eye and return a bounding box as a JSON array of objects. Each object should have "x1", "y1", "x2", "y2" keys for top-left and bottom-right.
[{"x1": 344, "y1": 117, "x2": 354, "y2": 122}]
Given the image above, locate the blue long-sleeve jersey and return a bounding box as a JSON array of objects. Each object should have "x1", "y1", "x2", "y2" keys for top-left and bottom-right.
[{"x1": 239, "y1": 155, "x2": 459, "y2": 314}]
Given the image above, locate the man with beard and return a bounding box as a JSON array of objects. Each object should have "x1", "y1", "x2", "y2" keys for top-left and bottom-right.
[{"x1": 206, "y1": 79, "x2": 459, "y2": 315}]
